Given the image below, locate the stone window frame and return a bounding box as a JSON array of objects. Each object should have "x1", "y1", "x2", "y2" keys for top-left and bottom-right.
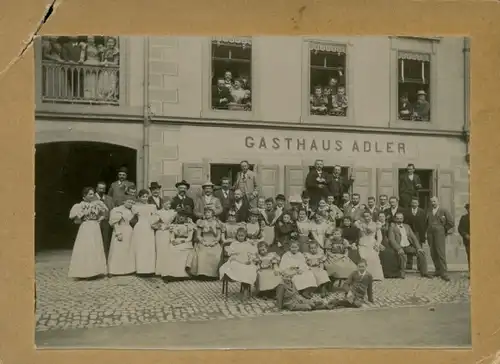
[
  {"x1": 201, "y1": 36, "x2": 260, "y2": 121},
  {"x1": 389, "y1": 36, "x2": 440, "y2": 130},
  {"x1": 301, "y1": 37, "x2": 355, "y2": 126}
]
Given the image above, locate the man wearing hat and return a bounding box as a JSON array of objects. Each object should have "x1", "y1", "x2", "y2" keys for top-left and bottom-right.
[
  {"x1": 148, "y1": 182, "x2": 163, "y2": 210},
  {"x1": 171, "y1": 180, "x2": 195, "y2": 218},
  {"x1": 194, "y1": 181, "x2": 223, "y2": 219},
  {"x1": 458, "y1": 203, "x2": 470, "y2": 274},
  {"x1": 108, "y1": 167, "x2": 135, "y2": 207},
  {"x1": 412, "y1": 90, "x2": 430, "y2": 121}
]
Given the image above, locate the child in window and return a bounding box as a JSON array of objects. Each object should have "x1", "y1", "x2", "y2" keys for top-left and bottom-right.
[
  {"x1": 399, "y1": 93, "x2": 413, "y2": 120},
  {"x1": 254, "y1": 241, "x2": 282, "y2": 299},
  {"x1": 331, "y1": 259, "x2": 374, "y2": 308},
  {"x1": 330, "y1": 86, "x2": 348, "y2": 115},
  {"x1": 304, "y1": 240, "x2": 330, "y2": 297},
  {"x1": 310, "y1": 86, "x2": 328, "y2": 115},
  {"x1": 279, "y1": 240, "x2": 318, "y2": 298}
]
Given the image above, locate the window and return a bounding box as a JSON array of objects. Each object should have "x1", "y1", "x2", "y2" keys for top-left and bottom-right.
[
  {"x1": 40, "y1": 35, "x2": 120, "y2": 105},
  {"x1": 210, "y1": 163, "x2": 254, "y2": 190},
  {"x1": 397, "y1": 52, "x2": 431, "y2": 121},
  {"x1": 210, "y1": 37, "x2": 252, "y2": 112},
  {"x1": 309, "y1": 42, "x2": 348, "y2": 117},
  {"x1": 398, "y1": 169, "x2": 434, "y2": 210}
]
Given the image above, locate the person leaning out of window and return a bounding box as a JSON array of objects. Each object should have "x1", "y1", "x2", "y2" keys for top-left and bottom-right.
[
  {"x1": 412, "y1": 90, "x2": 430, "y2": 121},
  {"x1": 212, "y1": 78, "x2": 233, "y2": 110},
  {"x1": 310, "y1": 85, "x2": 328, "y2": 115},
  {"x1": 399, "y1": 93, "x2": 413, "y2": 120}
]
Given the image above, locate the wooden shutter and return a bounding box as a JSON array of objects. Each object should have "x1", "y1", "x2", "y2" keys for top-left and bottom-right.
[
  {"x1": 182, "y1": 163, "x2": 207, "y2": 199},
  {"x1": 351, "y1": 167, "x2": 373, "y2": 205},
  {"x1": 257, "y1": 165, "x2": 279, "y2": 199},
  {"x1": 285, "y1": 165, "x2": 308, "y2": 198},
  {"x1": 376, "y1": 168, "x2": 398, "y2": 199},
  {"x1": 437, "y1": 169, "x2": 455, "y2": 216}
]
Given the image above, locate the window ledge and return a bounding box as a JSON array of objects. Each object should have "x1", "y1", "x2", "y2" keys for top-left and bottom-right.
[{"x1": 395, "y1": 36, "x2": 442, "y2": 42}]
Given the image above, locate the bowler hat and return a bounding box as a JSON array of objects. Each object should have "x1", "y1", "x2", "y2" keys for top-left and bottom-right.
[
  {"x1": 417, "y1": 90, "x2": 427, "y2": 96},
  {"x1": 149, "y1": 182, "x2": 162, "y2": 190},
  {"x1": 118, "y1": 166, "x2": 128, "y2": 174},
  {"x1": 175, "y1": 180, "x2": 191, "y2": 189}
]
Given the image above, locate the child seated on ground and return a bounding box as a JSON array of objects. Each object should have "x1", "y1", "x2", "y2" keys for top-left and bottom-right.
[
  {"x1": 279, "y1": 240, "x2": 318, "y2": 298},
  {"x1": 276, "y1": 269, "x2": 336, "y2": 311},
  {"x1": 331, "y1": 259, "x2": 374, "y2": 308},
  {"x1": 219, "y1": 227, "x2": 258, "y2": 301},
  {"x1": 304, "y1": 240, "x2": 330, "y2": 297},
  {"x1": 254, "y1": 241, "x2": 282, "y2": 299}
]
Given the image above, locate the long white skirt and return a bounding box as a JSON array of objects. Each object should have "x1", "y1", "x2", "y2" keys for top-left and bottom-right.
[
  {"x1": 292, "y1": 270, "x2": 318, "y2": 291},
  {"x1": 108, "y1": 224, "x2": 135, "y2": 275},
  {"x1": 68, "y1": 220, "x2": 107, "y2": 278},
  {"x1": 358, "y1": 237, "x2": 385, "y2": 281},
  {"x1": 132, "y1": 221, "x2": 156, "y2": 274},
  {"x1": 219, "y1": 260, "x2": 258, "y2": 285},
  {"x1": 155, "y1": 229, "x2": 170, "y2": 275},
  {"x1": 257, "y1": 268, "x2": 282, "y2": 291}
]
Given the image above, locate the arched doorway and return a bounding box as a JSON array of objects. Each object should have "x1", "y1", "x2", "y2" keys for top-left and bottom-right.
[{"x1": 35, "y1": 141, "x2": 138, "y2": 252}]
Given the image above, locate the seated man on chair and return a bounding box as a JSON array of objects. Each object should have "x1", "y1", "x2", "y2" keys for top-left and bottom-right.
[{"x1": 387, "y1": 212, "x2": 432, "y2": 279}]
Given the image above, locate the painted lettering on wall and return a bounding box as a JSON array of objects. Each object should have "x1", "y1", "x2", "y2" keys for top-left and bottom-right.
[{"x1": 244, "y1": 136, "x2": 406, "y2": 154}]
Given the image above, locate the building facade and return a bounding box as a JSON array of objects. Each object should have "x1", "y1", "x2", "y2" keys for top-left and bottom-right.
[{"x1": 34, "y1": 35, "x2": 470, "y2": 249}]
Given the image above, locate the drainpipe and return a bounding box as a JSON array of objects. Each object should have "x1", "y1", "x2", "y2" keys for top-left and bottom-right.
[
  {"x1": 463, "y1": 37, "x2": 471, "y2": 167},
  {"x1": 142, "y1": 37, "x2": 151, "y2": 189}
]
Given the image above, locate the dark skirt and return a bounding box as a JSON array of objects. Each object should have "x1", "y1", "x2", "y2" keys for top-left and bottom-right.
[
  {"x1": 347, "y1": 248, "x2": 361, "y2": 265},
  {"x1": 379, "y1": 244, "x2": 400, "y2": 278}
]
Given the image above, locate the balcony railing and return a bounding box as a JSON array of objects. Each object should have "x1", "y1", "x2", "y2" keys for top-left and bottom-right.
[{"x1": 41, "y1": 61, "x2": 120, "y2": 105}]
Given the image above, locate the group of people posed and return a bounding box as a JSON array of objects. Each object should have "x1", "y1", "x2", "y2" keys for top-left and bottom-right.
[{"x1": 66, "y1": 160, "x2": 470, "y2": 311}]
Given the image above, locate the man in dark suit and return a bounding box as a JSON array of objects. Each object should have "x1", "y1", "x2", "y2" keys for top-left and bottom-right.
[
  {"x1": 108, "y1": 167, "x2": 135, "y2": 207},
  {"x1": 384, "y1": 196, "x2": 406, "y2": 224},
  {"x1": 404, "y1": 196, "x2": 428, "y2": 269},
  {"x1": 458, "y1": 203, "x2": 470, "y2": 274},
  {"x1": 148, "y1": 182, "x2": 163, "y2": 210},
  {"x1": 60, "y1": 36, "x2": 85, "y2": 98},
  {"x1": 96, "y1": 181, "x2": 114, "y2": 259},
  {"x1": 426, "y1": 196, "x2": 454, "y2": 281},
  {"x1": 365, "y1": 196, "x2": 380, "y2": 221},
  {"x1": 330, "y1": 165, "x2": 354, "y2": 207},
  {"x1": 171, "y1": 180, "x2": 195, "y2": 220},
  {"x1": 214, "y1": 176, "x2": 234, "y2": 222},
  {"x1": 230, "y1": 189, "x2": 250, "y2": 223},
  {"x1": 305, "y1": 159, "x2": 333, "y2": 208},
  {"x1": 388, "y1": 212, "x2": 431, "y2": 279},
  {"x1": 399, "y1": 163, "x2": 422, "y2": 208},
  {"x1": 212, "y1": 78, "x2": 233, "y2": 109}
]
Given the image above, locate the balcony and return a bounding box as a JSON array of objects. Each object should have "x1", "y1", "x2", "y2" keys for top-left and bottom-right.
[{"x1": 41, "y1": 61, "x2": 120, "y2": 105}]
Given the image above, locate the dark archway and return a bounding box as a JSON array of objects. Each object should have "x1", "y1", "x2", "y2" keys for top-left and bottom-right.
[{"x1": 35, "y1": 142, "x2": 137, "y2": 252}]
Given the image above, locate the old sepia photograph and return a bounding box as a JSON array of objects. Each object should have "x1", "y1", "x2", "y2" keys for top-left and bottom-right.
[{"x1": 34, "y1": 35, "x2": 471, "y2": 349}]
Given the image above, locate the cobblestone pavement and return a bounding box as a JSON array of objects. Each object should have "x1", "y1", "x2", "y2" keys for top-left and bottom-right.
[{"x1": 35, "y1": 251, "x2": 470, "y2": 333}]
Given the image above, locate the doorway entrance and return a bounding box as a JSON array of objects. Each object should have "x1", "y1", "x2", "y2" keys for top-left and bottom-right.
[
  {"x1": 398, "y1": 169, "x2": 434, "y2": 210},
  {"x1": 210, "y1": 163, "x2": 255, "y2": 190},
  {"x1": 35, "y1": 142, "x2": 137, "y2": 252}
]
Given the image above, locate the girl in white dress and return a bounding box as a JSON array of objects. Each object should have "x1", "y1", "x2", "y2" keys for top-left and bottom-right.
[
  {"x1": 304, "y1": 240, "x2": 330, "y2": 297},
  {"x1": 131, "y1": 189, "x2": 157, "y2": 276},
  {"x1": 354, "y1": 211, "x2": 385, "y2": 281},
  {"x1": 107, "y1": 197, "x2": 136, "y2": 275},
  {"x1": 152, "y1": 198, "x2": 177, "y2": 276},
  {"x1": 68, "y1": 187, "x2": 108, "y2": 279},
  {"x1": 254, "y1": 241, "x2": 282, "y2": 298},
  {"x1": 296, "y1": 208, "x2": 312, "y2": 253},
  {"x1": 160, "y1": 208, "x2": 195, "y2": 281},
  {"x1": 219, "y1": 227, "x2": 258, "y2": 300},
  {"x1": 246, "y1": 208, "x2": 263, "y2": 246},
  {"x1": 310, "y1": 211, "x2": 332, "y2": 251},
  {"x1": 279, "y1": 240, "x2": 318, "y2": 298}
]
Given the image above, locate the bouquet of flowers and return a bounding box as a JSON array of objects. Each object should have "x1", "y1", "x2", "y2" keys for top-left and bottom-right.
[{"x1": 77, "y1": 200, "x2": 107, "y2": 222}]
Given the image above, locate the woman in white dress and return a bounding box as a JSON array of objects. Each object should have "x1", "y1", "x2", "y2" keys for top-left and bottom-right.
[
  {"x1": 82, "y1": 35, "x2": 102, "y2": 100},
  {"x1": 354, "y1": 210, "x2": 385, "y2": 281},
  {"x1": 160, "y1": 207, "x2": 195, "y2": 281},
  {"x1": 152, "y1": 198, "x2": 177, "y2": 276},
  {"x1": 296, "y1": 208, "x2": 312, "y2": 253},
  {"x1": 107, "y1": 197, "x2": 136, "y2": 275},
  {"x1": 279, "y1": 240, "x2": 318, "y2": 298},
  {"x1": 310, "y1": 211, "x2": 332, "y2": 252},
  {"x1": 246, "y1": 208, "x2": 263, "y2": 246},
  {"x1": 68, "y1": 187, "x2": 108, "y2": 279},
  {"x1": 131, "y1": 189, "x2": 157, "y2": 276},
  {"x1": 219, "y1": 227, "x2": 258, "y2": 300}
]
